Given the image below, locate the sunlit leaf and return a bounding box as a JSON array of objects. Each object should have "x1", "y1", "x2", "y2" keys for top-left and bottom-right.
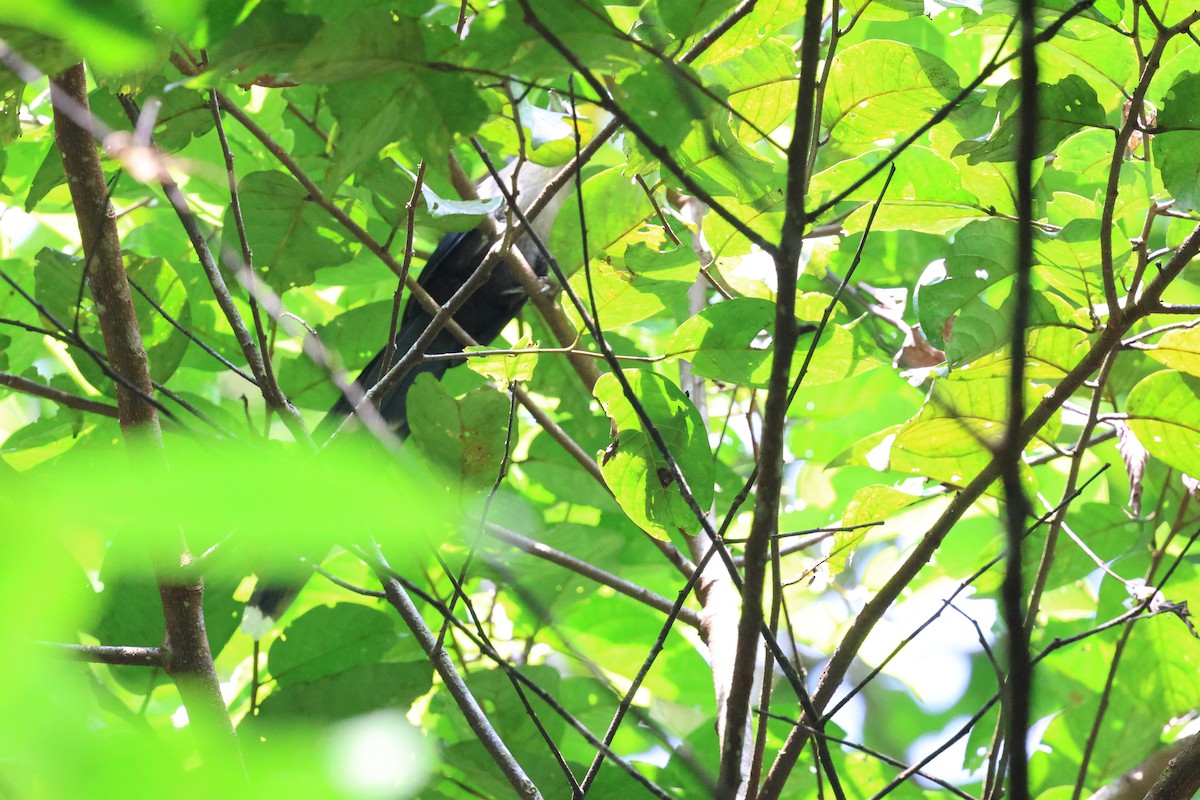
[
  {"x1": 822, "y1": 40, "x2": 963, "y2": 147},
  {"x1": 1127, "y1": 370, "x2": 1200, "y2": 476},
  {"x1": 1146, "y1": 327, "x2": 1200, "y2": 377},
  {"x1": 220, "y1": 171, "x2": 352, "y2": 290},
  {"x1": 407, "y1": 374, "x2": 512, "y2": 491},
  {"x1": 594, "y1": 370, "x2": 712, "y2": 541}
]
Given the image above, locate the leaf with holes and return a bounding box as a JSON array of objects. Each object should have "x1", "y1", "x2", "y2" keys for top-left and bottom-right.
[
  {"x1": 1127, "y1": 371, "x2": 1200, "y2": 477},
  {"x1": 594, "y1": 370, "x2": 713, "y2": 541}
]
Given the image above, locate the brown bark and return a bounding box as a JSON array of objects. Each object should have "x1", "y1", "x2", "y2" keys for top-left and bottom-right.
[
  {"x1": 50, "y1": 63, "x2": 240, "y2": 768},
  {"x1": 1143, "y1": 734, "x2": 1200, "y2": 800},
  {"x1": 50, "y1": 65, "x2": 160, "y2": 438}
]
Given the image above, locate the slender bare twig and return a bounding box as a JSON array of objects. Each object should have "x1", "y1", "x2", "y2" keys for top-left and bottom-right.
[
  {"x1": 993, "y1": 3, "x2": 1040, "y2": 796},
  {"x1": 373, "y1": 559, "x2": 543, "y2": 800},
  {"x1": 436, "y1": 385, "x2": 520, "y2": 648},
  {"x1": 430, "y1": 541, "x2": 582, "y2": 797},
  {"x1": 472, "y1": 61, "x2": 829, "y2": 779},
  {"x1": 809, "y1": 0, "x2": 1098, "y2": 223},
  {"x1": 127, "y1": 276, "x2": 257, "y2": 385},
  {"x1": 1070, "y1": 489, "x2": 1193, "y2": 800},
  {"x1": 484, "y1": 524, "x2": 702, "y2": 628},
  {"x1": 1097, "y1": 12, "x2": 1200, "y2": 322},
  {"x1": 579, "y1": 542, "x2": 723, "y2": 795},
  {"x1": 454, "y1": 145, "x2": 603, "y2": 393},
  {"x1": 0, "y1": 372, "x2": 119, "y2": 418},
  {"x1": 0, "y1": 269, "x2": 179, "y2": 422},
  {"x1": 757, "y1": 708, "x2": 980, "y2": 799},
  {"x1": 515, "y1": 0, "x2": 779, "y2": 257},
  {"x1": 1025, "y1": 352, "x2": 1118, "y2": 631},
  {"x1": 872, "y1": 524, "x2": 1200, "y2": 799},
  {"x1": 723, "y1": 0, "x2": 843, "y2": 792},
  {"x1": 201, "y1": 88, "x2": 608, "y2": 481},
  {"x1": 115, "y1": 93, "x2": 310, "y2": 444},
  {"x1": 204, "y1": 90, "x2": 312, "y2": 448},
  {"x1": 763, "y1": 218, "x2": 1200, "y2": 794},
  {"x1": 821, "y1": 466, "x2": 1108, "y2": 723},
  {"x1": 634, "y1": 174, "x2": 682, "y2": 246},
  {"x1": 357, "y1": 558, "x2": 678, "y2": 800},
  {"x1": 380, "y1": 161, "x2": 427, "y2": 380},
  {"x1": 0, "y1": 301, "x2": 233, "y2": 436},
  {"x1": 42, "y1": 641, "x2": 164, "y2": 667}
]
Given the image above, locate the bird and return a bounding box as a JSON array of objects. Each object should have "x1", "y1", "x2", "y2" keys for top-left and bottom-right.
[
  {"x1": 321, "y1": 160, "x2": 566, "y2": 440},
  {"x1": 240, "y1": 159, "x2": 568, "y2": 640}
]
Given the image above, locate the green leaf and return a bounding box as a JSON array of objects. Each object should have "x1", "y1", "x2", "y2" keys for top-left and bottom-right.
[
  {"x1": 325, "y1": 68, "x2": 488, "y2": 186},
  {"x1": 822, "y1": 40, "x2": 963, "y2": 146},
  {"x1": 1035, "y1": 218, "x2": 1129, "y2": 305},
  {"x1": 551, "y1": 167, "x2": 657, "y2": 280},
  {"x1": 700, "y1": 37, "x2": 798, "y2": 139},
  {"x1": 1157, "y1": 132, "x2": 1200, "y2": 213},
  {"x1": 269, "y1": 604, "x2": 403, "y2": 686},
  {"x1": 615, "y1": 59, "x2": 713, "y2": 153},
  {"x1": 0, "y1": 68, "x2": 23, "y2": 147},
  {"x1": 1146, "y1": 328, "x2": 1200, "y2": 377},
  {"x1": 11, "y1": 439, "x2": 445, "y2": 565},
  {"x1": 654, "y1": 0, "x2": 739, "y2": 41},
  {"x1": 885, "y1": 372, "x2": 1056, "y2": 486},
  {"x1": 1039, "y1": 18, "x2": 1136, "y2": 108},
  {"x1": 669, "y1": 298, "x2": 874, "y2": 387},
  {"x1": 832, "y1": 485, "x2": 921, "y2": 574},
  {"x1": 956, "y1": 74, "x2": 1107, "y2": 164},
  {"x1": 290, "y1": 8, "x2": 424, "y2": 83},
  {"x1": 565, "y1": 242, "x2": 695, "y2": 331},
  {"x1": 966, "y1": 325, "x2": 1091, "y2": 380},
  {"x1": 669, "y1": 297, "x2": 775, "y2": 387},
  {"x1": 916, "y1": 218, "x2": 1016, "y2": 355},
  {"x1": 1153, "y1": 70, "x2": 1200, "y2": 213},
  {"x1": 418, "y1": 183, "x2": 499, "y2": 229},
  {"x1": 32, "y1": 247, "x2": 82, "y2": 325},
  {"x1": 0, "y1": 1, "x2": 176, "y2": 74},
  {"x1": 1126, "y1": 370, "x2": 1200, "y2": 476},
  {"x1": 221, "y1": 171, "x2": 351, "y2": 290},
  {"x1": 257, "y1": 661, "x2": 434, "y2": 720},
  {"x1": 126, "y1": 256, "x2": 191, "y2": 385},
  {"x1": 838, "y1": 146, "x2": 986, "y2": 235},
  {"x1": 465, "y1": 335, "x2": 537, "y2": 384},
  {"x1": 24, "y1": 144, "x2": 65, "y2": 212},
  {"x1": 594, "y1": 370, "x2": 713, "y2": 541},
  {"x1": 1158, "y1": 71, "x2": 1200, "y2": 131},
  {"x1": 407, "y1": 375, "x2": 512, "y2": 490},
  {"x1": 209, "y1": 0, "x2": 321, "y2": 80}
]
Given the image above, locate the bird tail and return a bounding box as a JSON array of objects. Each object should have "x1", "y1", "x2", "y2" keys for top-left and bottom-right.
[
  {"x1": 242, "y1": 311, "x2": 464, "y2": 639},
  {"x1": 316, "y1": 314, "x2": 461, "y2": 442}
]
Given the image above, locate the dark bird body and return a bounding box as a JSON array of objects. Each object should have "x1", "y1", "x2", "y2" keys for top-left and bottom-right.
[
  {"x1": 322, "y1": 227, "x2": 541, "y2": 441},
  {"x1": 242, "y1": 162, "x2": 564, "y2": 639}
]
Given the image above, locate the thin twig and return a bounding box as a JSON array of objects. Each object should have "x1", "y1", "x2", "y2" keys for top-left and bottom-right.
[
  {"x1": 484, "y1": 524, "x2": 702, "y2": 628},
  {"x1": 42, "y1": 641, "x2": 164, "y2": 667},
  {"x1": 0, "y1": 372, "x2": 119, "y2": 418},
  {"x1": 380, "y1": 161, "x2": 427, "y2": 380},
  {"x1": 373, "y1": 560, "x2": 543, "y2": 800}
]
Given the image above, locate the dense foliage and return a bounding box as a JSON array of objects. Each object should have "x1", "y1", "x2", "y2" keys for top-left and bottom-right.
[{"x1": 1, "y1": 0, "x2": 1199, "y2": 798}]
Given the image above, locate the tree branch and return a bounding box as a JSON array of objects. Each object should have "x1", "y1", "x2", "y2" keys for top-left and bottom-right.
[
  {"x1": 722, "y1": 1, "x2": 838, "y2": 797},
  {"x1": 42, "y1": 641, "x2": 163, "y2": 667},
  {"x1": 0, "y1": 372, "x2": 118, "y2": 418},
  {"x1": 762, "y1": 220, "x2": 1200, "y2": 796},
  {"x1": 49, "y1": 62, "x2": 239, "y2": 769},
  {"x1": 1091, "y1": 734, "x2": 1199, "y2": 800},
  {"x1": 374, "y1": 565, "x2": 543, "y2": 800},
  {"x1": 484, "y1": 523, "x2": 702, "y2": 628}
]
